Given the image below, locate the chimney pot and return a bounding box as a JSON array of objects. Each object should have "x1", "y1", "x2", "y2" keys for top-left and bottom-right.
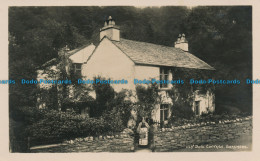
[
  {"x1": 112, "y1": 20, "x2": 115, "y2": 25},
  {"x1": 174, "y1": 33, "x2": 188, "y2": 52},
  {"x1": 100, "y1": 16, "x2": 120, "y2": 41}
]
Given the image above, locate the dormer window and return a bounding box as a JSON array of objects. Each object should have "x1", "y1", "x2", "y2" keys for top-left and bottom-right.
[
  {"x1": 160, "y1": 67, "x2": 169, "y2": 88},
  {"x1": 73, "y1": 63, "x2": 82, "y2": 76}
]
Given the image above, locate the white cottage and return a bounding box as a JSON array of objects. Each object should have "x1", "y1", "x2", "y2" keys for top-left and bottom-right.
[{"x1": 38, "y1": 16, "x2": 215, "y2": 123}]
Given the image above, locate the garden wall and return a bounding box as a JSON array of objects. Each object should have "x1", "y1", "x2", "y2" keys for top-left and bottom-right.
[
  {"x1": 153, "y1": 116, "x2": 252, "y2": 152},
  {"x1": 30, "y1": 117, "x2": 252, "y2": 152},
  {"x1": 30, "y1": 129, "x2": 134, "y2": 152}
]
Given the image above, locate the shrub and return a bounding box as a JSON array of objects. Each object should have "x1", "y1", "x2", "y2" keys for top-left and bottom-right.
[
  {"x1": 23, "y1": 78, "x2": 133, "y2": 146},
  {"x1": 104, "y1": 90, "x2": 132, "y2": 127},
  {"x1": 26, "y1": 110, "x2": 81, "y2": 145},
  {"x1": 170, "y1": 103, "x2": 194, "y2": 120},
  {"x1": 135, "y1": 83, "x2": 160, "y2": 120},
  {"x1": 26, "y1": 109, "x2": 127, "y2": 146},
  {"x1": 10, "y1": 106, "x2": 45, "y2": 125},
  {"x1": 91, "y1": 77, "x2": 115, "y2": 117}
]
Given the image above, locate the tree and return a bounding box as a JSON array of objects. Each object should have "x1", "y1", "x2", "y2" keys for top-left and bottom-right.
[
  {"x1": 9, "y1": 6, "x2": 252, "y2": 117},
  {"x1": 91, "y1": 77, "x2": 115, "y2": 117}
]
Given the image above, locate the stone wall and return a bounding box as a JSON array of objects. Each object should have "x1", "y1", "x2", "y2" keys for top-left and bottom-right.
[
  {"x1": 153, "y1": 117, "x2": 252, "y2": 152},
  {"x1": 30, "y1": 129, "x2": 135, "y2": 152},
  {"x1": 29, "y1": 117, "x2": 252, "y2": 152}
]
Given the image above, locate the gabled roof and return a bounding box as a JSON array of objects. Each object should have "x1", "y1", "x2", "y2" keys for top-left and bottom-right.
[
  {"x1": 41, "y1": 58, "x2": 58, "y2": 68},
  {"x1": 66, "y1": 44, "x2": 92, "y2": 57},
  {"x1": 69, "y1": 44, "x2": 96, "y2": 63},
  {"x1": 41, "y1": 37, "x2": 214, "y2": 70},
  {"x1": 40, "y1": 44, "x2": 95, "y2": 69},
  {"x1": 111, "y1": 38, "x2": 215, "y2": 70}
]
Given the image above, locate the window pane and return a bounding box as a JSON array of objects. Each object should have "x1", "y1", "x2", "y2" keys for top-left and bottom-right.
[
  {"x1": 160, "y1": 104, "x2": 165, "y2": 109},
  {"x1": 160, "y1": 104, "x2": 169, "y2": 121},
  {"x1": 160, "y1": 110, "x2": 163, "y2": 122},
  {"x1": 164, "y1": 69, "x2": 168, "y2": 74},
  {"x1": 165, "y1": 73, "x2": 168, "y2": 80},
  {"x1": 164, "y1": 109, "x2": 168, "y2": 120},
  {"x1": 73, "y1": 63, "x2": 82, "y2": 76},
  {"x1": 75, "y1": 64, "x2": 82, "y2": 69},
  {"x1": 160, "y1": 67, "x2": 169, "y2": 88}
]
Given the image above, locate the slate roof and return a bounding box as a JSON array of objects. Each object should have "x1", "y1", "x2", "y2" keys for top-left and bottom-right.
[
  {"x1": 40, "y1": 37, "x2": 214, "y2": 70},
  {"x1": 111, "y1": 38, "x2": 215, "y2": 70},
  {"x1": 41, "y1": 58, "x2": 58, "y2": 68},
  {"x1": 40, "y1": 44, "x2": 95, "y2": 68}
]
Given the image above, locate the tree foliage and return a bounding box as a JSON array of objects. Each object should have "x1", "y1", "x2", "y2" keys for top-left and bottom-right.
[
  {"x1": 135, "y1": 83, "x2": 161, "y2": 122},
  {"x1": 168, "y1": 68, "x2": 214, "y2": 120},
  {"x1": 9, "y1": 6, "x2": 252, "y2": 152},
  {"x1": 9, "y1": 6, "x2": 252, "y2": 116}
]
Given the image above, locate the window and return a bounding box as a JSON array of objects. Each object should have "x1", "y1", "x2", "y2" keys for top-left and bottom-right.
[
  {"x1": 160, "y1": 68, "x2": 169, "y2": 88},
  {"x1": 195, "y1": 101, "x2": 200, "y2": 115},
  {"x1": 160, "y1": 104, "x2": 169, "y2": 122},
  {"x1": 73, "y1": 63, "x2": 82, "y2": 76}
]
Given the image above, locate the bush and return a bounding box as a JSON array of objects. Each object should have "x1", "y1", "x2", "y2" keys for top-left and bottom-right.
[
  {"x1": 135, "y1": 83, "x2": 160, "y2": 119},
  {"x1": 91, "y1": 77, "x2": 115, "y2": 117},
  {"x1": 10, "y1": 106, "x2": 46, "y2": 152},
  {"x1": 18, "y1": 79, "x2": 133, "y2": 147},
  {"x1": 26, "y1": 109, "x2": 127, "y2": 146},
  {"x1": 105, "y1": 90, "x2": 132, "y2": 127},
  {"x1": 10, "y1": 106, "x2": 45, "y2": 125},
  {"x1": 171, "y1": 103, "x2": 194, "y2": 120}
]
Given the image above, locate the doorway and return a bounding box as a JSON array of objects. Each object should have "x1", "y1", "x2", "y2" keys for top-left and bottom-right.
[{"x1": 195, "y1": 101, "x2": 200, "y2": 116}]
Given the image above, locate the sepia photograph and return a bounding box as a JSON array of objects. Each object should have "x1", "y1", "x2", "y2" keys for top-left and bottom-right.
[{"x1": 8, "y1": 5, "x2": 253, "y2": 154}]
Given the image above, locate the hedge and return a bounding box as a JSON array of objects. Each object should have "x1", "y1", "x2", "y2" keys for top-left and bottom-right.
[{"x1": 26, "y1": 109, "x2": 125, "y2": 146}]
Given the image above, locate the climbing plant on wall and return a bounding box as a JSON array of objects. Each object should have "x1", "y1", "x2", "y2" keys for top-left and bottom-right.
[
  {"x1": 135, "y1": 83, "x2": 162, "y2": 123},
  {"x1": 168, "y1": 68, "x2": 215, "y2": 120}
]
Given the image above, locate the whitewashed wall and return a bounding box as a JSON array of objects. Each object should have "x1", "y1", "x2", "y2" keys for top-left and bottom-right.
[
  {"x1": 82, "y1": 38, "x2": 135, "y2": 92},
  {"x1": 193, "y1": 90, "x2": 215, "y2": 115},
  {"x1": 134, "y1": 65, "x2": 174, "y2": 122},
  {"x1": 79, "y1": 38, "x2": 215, "y2": 123},
  {"x1": 69, "y1": 44, "x2": 96, "y2": 63},
  {"x1": 134, "y1": 65, "x2": 159, "y2": 80}
]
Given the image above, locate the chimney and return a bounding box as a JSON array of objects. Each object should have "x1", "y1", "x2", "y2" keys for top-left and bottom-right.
[
  {"x1": 100, "y1": 16, "x2": 120, "y2": 41},
  {"x1": 174, "y1": 33, "x2": 188, "y2": 52}
]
